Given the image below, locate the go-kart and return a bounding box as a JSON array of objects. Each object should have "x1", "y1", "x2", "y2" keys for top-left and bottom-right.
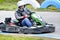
[{"x1": 0, "y1": 12, "x2": 55, "y2": 34}]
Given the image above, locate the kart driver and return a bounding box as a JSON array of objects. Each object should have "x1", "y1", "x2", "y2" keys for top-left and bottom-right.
[{"x1": 15, "y1": 1, "x2": 32, "y2": 27}]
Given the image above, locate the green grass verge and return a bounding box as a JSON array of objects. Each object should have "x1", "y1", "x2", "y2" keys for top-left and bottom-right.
[
  {"x1": 0, "y1": 34, "x2": 60, "y2": 40},
  {"x1": 0, "y1": 34, "x2": 43, "y2": 40},
  {"x1": 0, "y1": 2, "x2": 17, "y2": 10}
]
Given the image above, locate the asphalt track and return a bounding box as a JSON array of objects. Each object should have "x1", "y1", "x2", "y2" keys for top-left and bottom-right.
[{"x1": 0, "y1": 11, "x2": 60, "y2": 39}]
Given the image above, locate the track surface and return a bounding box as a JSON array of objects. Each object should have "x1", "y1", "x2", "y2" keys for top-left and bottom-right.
[{"x1": 0, "y1": 11, "x2": 60, "y2": 39}]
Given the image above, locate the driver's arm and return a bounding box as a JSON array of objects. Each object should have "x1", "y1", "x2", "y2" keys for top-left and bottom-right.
[{"x1": 15, "y1": 12, "x2": 23, "y2": 19}]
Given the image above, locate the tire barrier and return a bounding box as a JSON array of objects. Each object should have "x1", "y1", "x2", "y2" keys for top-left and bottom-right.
[
  {"x1": 22, "y1": 0, "x2": 40, "y2": 9},
  {"x1": 40, "y1": 0, "x2": 60, "y2": 9}
]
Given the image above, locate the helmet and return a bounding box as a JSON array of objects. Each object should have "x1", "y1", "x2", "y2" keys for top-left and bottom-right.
[{"x1": 17, "y1": 1, "x2": 27, "y2": 7}]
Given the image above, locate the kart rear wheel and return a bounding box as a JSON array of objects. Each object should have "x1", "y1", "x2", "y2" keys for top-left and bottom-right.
[{"x1": 48, "y1": 27, "x2": 55, "y2": 33}]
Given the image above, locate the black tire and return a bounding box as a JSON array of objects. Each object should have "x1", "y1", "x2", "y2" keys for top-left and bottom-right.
[{"x1": 48, "y1": 27, "x2": 55, "y2": 33}]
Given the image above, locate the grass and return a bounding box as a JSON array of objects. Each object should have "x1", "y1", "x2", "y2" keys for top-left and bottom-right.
[
  {"x1": 0, "y1": 34, "x2": 60, "y2": 40},
  {"x1": 0, "y1": 2, "x2": 17, "y2": 10},
  {"x1": 0, "y1": 0, "x2": 19, "y2": 10},
  {"x1": 0, "y1": 34, "x2": 43, "y2": 40}
]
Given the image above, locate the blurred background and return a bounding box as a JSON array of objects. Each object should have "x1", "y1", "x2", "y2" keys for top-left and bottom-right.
[{"x1": 0, "y1": 0, "x2": 60, "y2": 12}]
